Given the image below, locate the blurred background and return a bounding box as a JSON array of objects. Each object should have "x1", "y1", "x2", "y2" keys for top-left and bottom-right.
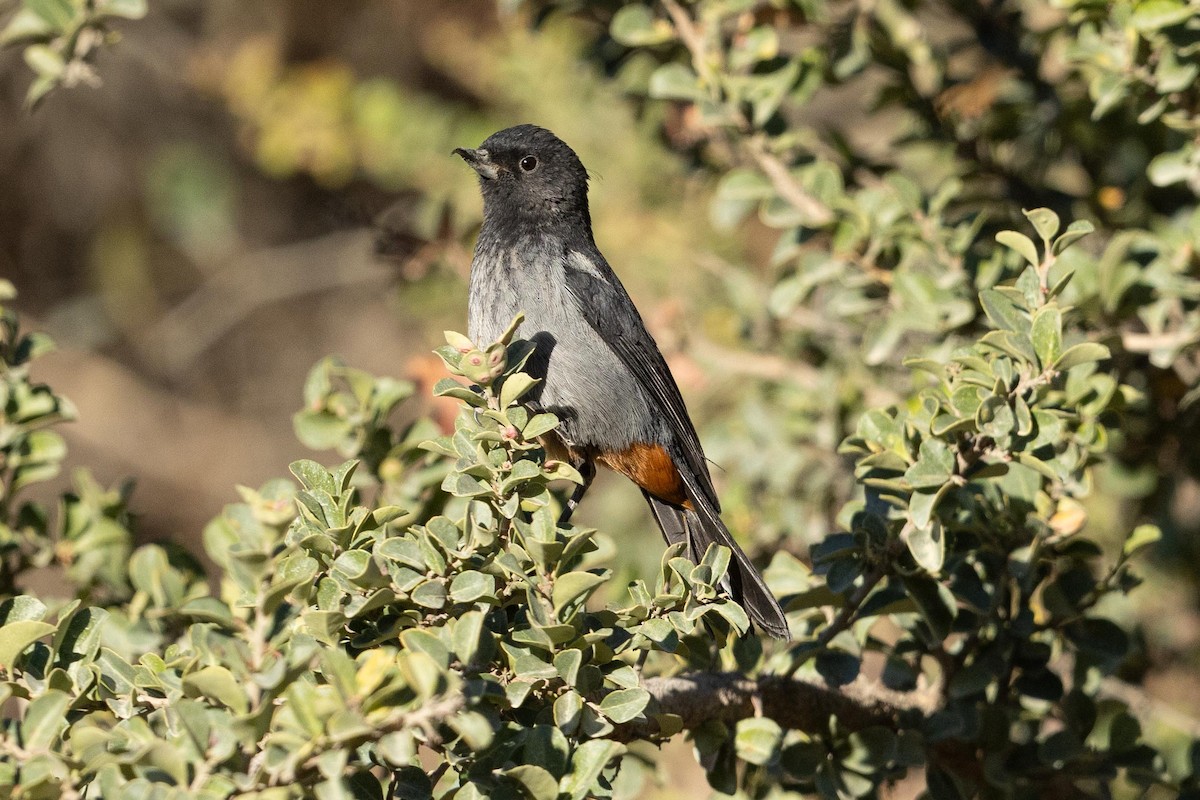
[
  {"x1": 2, "y1": 1, "x2": 731, "y2": 545},
  {"x1": 3, "y1": 0, "x2": 1200, "y2": 795}
]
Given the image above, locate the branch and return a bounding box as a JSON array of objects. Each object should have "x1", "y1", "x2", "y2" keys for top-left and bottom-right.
[
  {"x1": 744, "y1": 137, "x2": 835, "y2": 226},
  {"x1": 616, "y1": 672, "x2": 926, "y2": 741}
]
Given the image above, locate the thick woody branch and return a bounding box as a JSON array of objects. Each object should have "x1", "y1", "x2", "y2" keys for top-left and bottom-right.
[{"x1": 615, "y1": 672, "x2": 927, "y2": 741}]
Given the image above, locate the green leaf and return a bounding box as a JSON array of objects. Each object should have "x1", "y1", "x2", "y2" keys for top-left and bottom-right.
[
  {"x1": 711, "y1": 168, "x2": 775, "y2": 229},
  {"x1": 23, "y1": 44, "x2": 64, "y2": 79},
  {"x1": 1147, "y1": 147, "x2": 1195, "y2": 188},
  {"x1": 20, "y1": 689, "x2": 70, "y2": 748},
  {"x1": 523, "y1": 413, "x2": 558, "y2": 440},
  {"x1": 599, "y1": 688, "x2": 650, "y2": 723},
  {"x1": 399, "y1": 629, "x2": 450, "y2": 670},
  {"x1": 562, "y1": 739, "x2": 625, "y2": 800},
  {"x1": 0, "y1": 620, "x2": 57, "y2": 671},
  {"x1": 0, "y1": 9, "x2": 54, "y2": 45},
  {"x1": 504, "y1": 765, "x2": 560, "y2": 800},
  {"x1": 1053, "y1": 342, "x2": 1110, "y2": 372},
  {"x1": 979, "y1": 288, "x2": 1028, "y2": 333},
  {"x1": 398, "y1": 650, "x2": 444, "y2": 699},
  {"x1": 554, "y1": 649, "x2": 583, "y2": 686},
  {"x1": 1023, "y1": 208, "x2": 1060, "y2": 243},
  {"x1": 648, "y1": 63, "x2": 705, "y2": 102},
  {"x1": 1130, "y1": 0, "x2": 1195, "y2": 31},
  {"x1": 815, "y1": 650, "x2": 861, "y2": 687},
  {"x1": 904, "y1": 439, "x2": 955, "y2": 489},
  {"x1": 553, "y1": 689, "x2": 583, "y2": 733},
  {"x1": 449, "y1": 571, "x2": 495, "y2": 603},
  {"x1": 453, "y1": 610, "x2": 488, "y2": 666},
  {"x1": 184, "y1": 665, "x2": 250, "y2": 714},
  {"x1": 1123, "y1": 524, "x2": 1161, "y2": 558},
  {"x1": 902, "y1": 575, "x2": 957, "y2": 640},
  {"x1": 736, "y1": 717, "x2": 783, "y2": 766},
  {"x1": 26, "y1": 0, "x2": 74, "y2": 28},
  {"x1": 903, "y1": 517, "x2": 945, "y2": 573},
  {"x1": 411, "y1": 580, "x2": 448, "y2": 610},
  {"x1": 290, "y1": 459, "x2": 336, "y2": 494},
  {"x1": 1031, "y1": 305, "x2": 1063, "y2": 368},
  {"x1": 551, "y1": 571, "x2": 607, "y2": 613},
  {"x1": 0, "y1": 596, "x2": 48, "y2": 625},
  {"x1": 995, "y1": 230, "x2": 1040, "y2": 268},
  {"x1": 524, "y1": 725, "x2": 570, "y2": 778},
  {"x1": 433, "y1": 378, "x2": 486, "y2": 407},
  {"x1": 1052, "y1": 220, "x2": 1095, "y2": 255},
  {"x1": 500, "y1": 373, "x2": 539, "y2": 408},
  {"x1": 610, "y1": 5, "x2": 674, "y2": 46}
]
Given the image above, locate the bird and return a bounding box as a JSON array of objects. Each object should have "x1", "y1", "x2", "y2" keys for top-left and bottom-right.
[{"x1": 454, "y1": 124, "x2": 789, "y2": 639}]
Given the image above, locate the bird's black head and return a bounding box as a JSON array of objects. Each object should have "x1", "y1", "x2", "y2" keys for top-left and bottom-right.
[{"x1": 454, "y1": 124, "x2": 591, "y2": 228}]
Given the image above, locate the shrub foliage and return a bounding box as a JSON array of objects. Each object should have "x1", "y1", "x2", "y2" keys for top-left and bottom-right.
[{"x1": 3, "y1": 0, "x2": 1200, "y2": 798}]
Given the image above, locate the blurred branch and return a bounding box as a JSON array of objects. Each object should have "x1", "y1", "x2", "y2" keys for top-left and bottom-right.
[
  {"x1": 690, "y1": 337, "x2": 822, "y2": 384},
  {"x1": 744, "y1": 137, "x2": 835, "y2": 226},
  {"x1": 1120, "y1": 329, "x2": 1200, "y2": 355},
  {"x1": 147, "y1": 230, "x2": 391, "y2": 377}
]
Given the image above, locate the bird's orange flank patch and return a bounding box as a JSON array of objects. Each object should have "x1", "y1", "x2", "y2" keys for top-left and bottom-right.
[{"x1": 597, "y1": 442, "x2": 690, "y2": 508}]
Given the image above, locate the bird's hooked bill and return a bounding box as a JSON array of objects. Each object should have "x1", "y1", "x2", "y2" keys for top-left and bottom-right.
[{"x1": 453, "y1": 147, "x2": 500, "y2": 180}]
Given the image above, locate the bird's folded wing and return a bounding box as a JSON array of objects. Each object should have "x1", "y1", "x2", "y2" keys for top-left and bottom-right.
[{"x1": 561, "y1": 249, "x2": 718, "y2": 509}]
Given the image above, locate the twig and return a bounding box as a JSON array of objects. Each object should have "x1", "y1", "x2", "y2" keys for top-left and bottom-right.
[
  {"x1": 744, "y1": 137, "x2": 835, "y2": 225},
  {"x1": 660, "y1": 0, "x2": 719, "y2": 90},
  {"x1": 1120, "y1": 329, "x2": 1200, "y2": 355},
  {"x1": 814, "y1": 566, "x2": 887, "y2": 649}
]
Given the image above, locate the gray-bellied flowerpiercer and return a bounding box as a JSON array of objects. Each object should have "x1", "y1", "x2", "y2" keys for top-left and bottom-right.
[{"x1": 455, "y1": 124, "x2": 789, "y2": 639}]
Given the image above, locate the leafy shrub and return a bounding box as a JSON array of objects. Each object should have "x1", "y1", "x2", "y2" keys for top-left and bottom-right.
[{"x1": 3, "y1": 0, "x2": 1200, "y2": 797}]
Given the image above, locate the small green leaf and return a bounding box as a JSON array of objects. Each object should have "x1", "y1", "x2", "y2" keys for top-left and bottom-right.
[
  {"x1": 904, "y1": 440, "x2": 955, "y2": 489},
  {"x1": 648, "y1": 63, "x2": 705, "y2": 102},
  {"x1": 1052, "y1": 220, "x2": 1095, "y2": 255},
  {"x1": 610, "y1": 4, "x2": 674, "y2": 46},
  {"x1": 1031, "y1": 305, "x2": 1063, "y2": 368},
  {"x1": 1130, "y1": 0, "x2": 1195, "y2": 31},
  {"x1": 995, "y1": 230, "x2": 1040, "y2": 268},
  {"x1": 26, "y1": 0, "x2": 75, "y2": 28},
  {"x1": 736, "y1": 717, "x2": 783, "y2": 766},
  {"x1": 20, "y1": 689, "x2": 70, "y2": 748},
  {"x1": 523, "y1": 413, "x2": 559, "y2": 440},
  {"x1": 183, "y1": 665, "x2": 249, "y2": 714},
  {"x1": 1023, "y1": 208, "x2": 1060, "y2": 243},
  {"x1": 551, "y1": 572, "x2": 607, "y2": 614},
  {"x1": 98, "y1": 0, "x2": 148, "y2": 18},
  {"x1": 562, "y1": 739, "x2": 625, "y2": 800},
  {"x1": 815, "y1": 650, "x2": 861, "y2": 687},
  {"x1": 1123, "y1": 524, "x2": 1161, "y2": 557},
  {"x1": 449, "y1": 571, "x2": 495, "y2": 604},
  {"x1": 902, "y1": 518, "x2": 945, "y2": 573},
  {"x1": 599, "y1": 688, "x2": 650, "y2": 723},
  {"x1": 0, "y1": 620, "x2": 57, "y2": 672},
  {"x1": 500, "y1": 373, "x2": 539, "y2": 408},
  {"x1": 412, "y1": 580, "x2": 448, "y2": 610},
  {"x1": 504, "y1": 764, "x2": 560, "y2": 800},
  {"x1": 979, "y1": 289, "x2": 1027, "y2": 333},
  {"x1": 1053, "y1": 342, "x2": 1111, "y2": 372},
  {"x1": 553, "y1": 689, "x2": 583, "y2": 733}
]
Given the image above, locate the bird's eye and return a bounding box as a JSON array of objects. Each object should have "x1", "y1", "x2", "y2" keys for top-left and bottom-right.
[{"x1": 519, "y1": 155, "x2": 538, "y2": 172}]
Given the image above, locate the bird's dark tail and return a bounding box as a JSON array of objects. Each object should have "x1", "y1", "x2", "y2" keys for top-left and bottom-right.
[{"x1": 643, "y1": 490, "x2": 790, "y2": 640}]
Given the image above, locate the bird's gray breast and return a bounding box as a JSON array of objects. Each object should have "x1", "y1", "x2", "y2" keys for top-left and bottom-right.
[{"x1": 467, "y1": 242, "x2": 659, "y2": 452}]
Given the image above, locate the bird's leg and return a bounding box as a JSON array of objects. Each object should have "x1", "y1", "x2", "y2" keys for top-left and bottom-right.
[{"x1": 558, "y1": 457, "x2": 595, "y2": 526}]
